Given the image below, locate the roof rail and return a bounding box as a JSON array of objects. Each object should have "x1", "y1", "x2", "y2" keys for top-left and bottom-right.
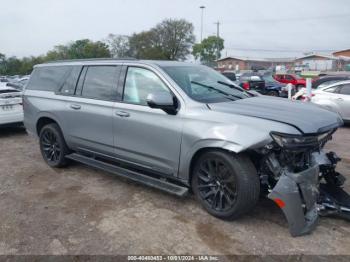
[{"x1": 45, "y1": 57, "x2": 138, "y2": 63}]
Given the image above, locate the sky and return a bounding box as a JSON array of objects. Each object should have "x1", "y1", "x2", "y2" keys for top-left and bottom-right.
[{"x1": 1, "y1": 0, "x2": 350, "y2": 59}]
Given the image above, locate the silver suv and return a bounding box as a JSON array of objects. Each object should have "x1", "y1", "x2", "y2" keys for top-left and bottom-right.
[{"x1": 23, "y1": 59, "x2": 349, "y2": 237}]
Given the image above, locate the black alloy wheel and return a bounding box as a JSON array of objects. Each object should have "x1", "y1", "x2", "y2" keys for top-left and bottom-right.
[
  {"x1": 41, "y1": 129, "x2": 61, "y2": 163},
  {"x1": 39, "y1": 123, "x2": 69, "y2": 167},
  {"x1": 196, "y1": 157, "x2": 237, "y2": 212},
  {"x1": 192, "y1": 151, "x2": 260, "y2": 220}
]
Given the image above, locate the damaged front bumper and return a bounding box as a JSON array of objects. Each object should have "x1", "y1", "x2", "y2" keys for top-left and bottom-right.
[
  {"x1": 267, "y1": 151, "x2": 350, "y2": 237},
  {"x1": 268, "y1": 164, "x2": 319, "y2": 237}
]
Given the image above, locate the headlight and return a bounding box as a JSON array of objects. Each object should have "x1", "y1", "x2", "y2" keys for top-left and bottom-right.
[{"x1": 270, "y1": 132, "x2": 331, "y2": 149}]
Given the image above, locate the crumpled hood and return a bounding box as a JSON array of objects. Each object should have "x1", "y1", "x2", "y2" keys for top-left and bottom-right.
[{"x1": 208, "y1": 96, "x2": 343, "y2": 134}]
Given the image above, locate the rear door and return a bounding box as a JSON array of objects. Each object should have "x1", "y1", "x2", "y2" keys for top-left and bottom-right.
[
  {"x1": 61, "y1": 65, "x2": 121, "y2": 155},
  {"x1": 112, "y1": 65, "x2": 183, "y2": 177},
  {"x1": 335, "y1": 84, "x2": 350, "y2": 120}
]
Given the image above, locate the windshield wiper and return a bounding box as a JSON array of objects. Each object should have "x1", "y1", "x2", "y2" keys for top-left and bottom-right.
[
  {"x1": 217, "y1": 81, "x2": 256, "y2": 97},
  {"x1": 217, "y1": 81, "x2": 244, "y2": 91},
  {"x1": 191, "y1": 81, "x2": 242, "y2": 100}
]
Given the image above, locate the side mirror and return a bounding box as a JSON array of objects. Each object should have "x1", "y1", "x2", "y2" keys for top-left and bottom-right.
[{"x1": 146, "y1": 91, "x2": 177, "y2": 115}]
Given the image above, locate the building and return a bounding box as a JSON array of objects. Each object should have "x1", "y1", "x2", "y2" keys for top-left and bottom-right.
[
  {"x1": 294, "y1": 54, "x2": 337, "y2": 71},
  {"x1": 218, "y1": 49, "x2": 350, "y2": 72},
  {"x1": 216, "y1": 56, "x2": 294, "y2": 71},
  {"x1": 332, "y1": 49, "x2": 350, "y2": 71},
  {"x1": 333, "y1": 49, "x2": 350, "y2": 58},
  {"x1": 295, "y1": 53, "x2": 350, "y2": 71}
]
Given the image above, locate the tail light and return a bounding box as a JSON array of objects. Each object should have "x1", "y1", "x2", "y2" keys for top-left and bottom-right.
[{"x1": 242, "y1": 82, "x2": 250, "y2": 90}]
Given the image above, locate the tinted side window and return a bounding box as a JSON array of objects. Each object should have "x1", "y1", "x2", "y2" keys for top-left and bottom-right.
[
  {"x1": 339, "y1": 84, "x2": 350, "y2": 95},
  {"x1": 123, "y1": 67, "x2": 170, "y2": 106},
  {"x1": 81, "y1": 66, "x2": 118, "y2": 101},
  {"x1": 285, "y1": 75, "x2": 293, "y2": 80},
  {"x1": 60, "y1": 66, "x2": 82, "y2": 95},
  {"x1": 27, "y1": 66, "x2": 72, "y2": 91},
  {"x1": 324, "y1": 85, "x2": 340, "y2": 93}
]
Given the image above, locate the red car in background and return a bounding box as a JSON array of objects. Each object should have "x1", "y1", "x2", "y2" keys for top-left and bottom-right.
[{"x1": 274, "y1": 74, "x2": 306, "y2": 90}]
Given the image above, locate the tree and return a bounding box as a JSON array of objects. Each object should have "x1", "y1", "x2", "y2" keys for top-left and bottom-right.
[
  {"x1": 127, "y1": 18, "x2": 195, "y2": 60},
  {"x1": 153, "y1": 19, "x2": 195, "y2": 60},
  {"x1": 192, "y1": 36, "x2": 224, "y2": 66},
  {"x1": 0, "y1": 53, "x2": 6, "y2": 74},
  {"x1": 46, "y1": 39, "x2": 111, "y2": 61},
  {"x1": 105, "y1": 34, "x2": 131, "y2": 58},
  {"x1": 129, "y1": 30, "x2": 166, "y2": 59}
]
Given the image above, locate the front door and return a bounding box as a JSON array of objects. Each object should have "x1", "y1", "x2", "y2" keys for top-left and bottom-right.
[{"x1": 113, "y1": 66, "x2": 183, "y2": 177}]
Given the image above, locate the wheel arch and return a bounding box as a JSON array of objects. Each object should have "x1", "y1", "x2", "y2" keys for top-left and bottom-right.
[{"x1": 36, "y1": 113, "x2": 61, "y2": 136}]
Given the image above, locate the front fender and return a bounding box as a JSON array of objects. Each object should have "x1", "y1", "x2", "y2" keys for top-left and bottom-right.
[{"x1": 177, "y1": 125, "x2": 274, "y2": 181}]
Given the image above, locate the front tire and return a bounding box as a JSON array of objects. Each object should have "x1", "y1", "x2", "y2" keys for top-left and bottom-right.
[
  {"x1": 192, "y1": 150, "x2": 260, "y2": 220},
  {"x1": 39, "y1": 123, "x2": 70, "y2": 168}
]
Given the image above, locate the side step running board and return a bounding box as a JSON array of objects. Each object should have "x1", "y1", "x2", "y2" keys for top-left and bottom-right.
[{"x1": 66, "y1": 153, "x2": 189, "y2": 197}]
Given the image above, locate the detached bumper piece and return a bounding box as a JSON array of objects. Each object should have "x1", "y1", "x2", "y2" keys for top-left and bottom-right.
[
  {"x1": 268, "y1": 151, "x2": 350, "y2": 237},
  {"x1": 268, "y1": 165, "x2": 319, "y2": 237}
]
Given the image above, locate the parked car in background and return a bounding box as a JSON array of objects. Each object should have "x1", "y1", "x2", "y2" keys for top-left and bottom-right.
[
  {"x1": 261, "y1": 73, "x2": 295, "y2": 98},
  {"x1": 221, "y1": 71, "x2": 237, "y2": 82},
  {"x1": 239, "y1": 73, "x2": 266, "y2": 92},
  {"x1": 312, "y1": 75, "x2": 350, "y2": 89},
  {"x1": 0, "y1": 83, "x2": 23, "y2": 127},
  {"x1": 6, "y1": 76, "x2": 30, "y2": 91},
  {"x1": 274, "y1": 73, "x2": 306, "y2": 90},
  {"x1": 0, "y1": 77, "x2": 9, "y2": 83},
  {"x1": 238, "y1": 72, "x2": 294, "y2": 97},
  {"x1": 312, "y1": 80, "x2": 350, "y2": 122}
]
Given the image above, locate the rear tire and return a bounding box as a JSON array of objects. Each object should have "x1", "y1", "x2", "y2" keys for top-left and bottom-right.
[
  {"x1": 39, "y1": 123, "x2": 70, "y2": 168},
  {"x1": 191, "y1": 150, "x2": 260, "y2": 220}
]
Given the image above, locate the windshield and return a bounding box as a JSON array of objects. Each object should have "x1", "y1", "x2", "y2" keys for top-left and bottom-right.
[{"x1": 161, "y1": 65, "x2": 250, "y2": 103}]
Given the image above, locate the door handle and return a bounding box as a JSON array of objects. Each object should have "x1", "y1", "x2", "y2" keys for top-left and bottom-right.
[
  {"x1": 336, "y1": 97, "x2": 344, "y2": 101},
  {"x1": 70, "y1": 104, "x2": 81, "y2": 110},
  {"x1": 115, "y1": 111, "x2": 130, "y2": 117}
]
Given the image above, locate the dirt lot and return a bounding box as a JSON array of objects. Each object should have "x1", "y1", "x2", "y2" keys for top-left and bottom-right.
[{"x1": 0, "y1": 126, "x2": 350, "y2": 255}]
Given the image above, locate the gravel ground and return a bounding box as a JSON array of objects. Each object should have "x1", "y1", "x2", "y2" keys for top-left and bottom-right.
[{"x1": 0, "y1": 126, "x2": 349, "y2": 255}]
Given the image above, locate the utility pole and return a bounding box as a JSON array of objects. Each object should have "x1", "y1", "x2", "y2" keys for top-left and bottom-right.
[
  {"x1": 214, "y1": 21, "x2": 221, "y2": 60},
  {"x1": 200, "y1": 6, "x2": 205, "y2": 42}
]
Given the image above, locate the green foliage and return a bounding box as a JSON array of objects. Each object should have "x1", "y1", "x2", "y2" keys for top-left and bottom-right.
[
  {"x1": 0, "y1": 39, "x2": 111, "y2": 75},
  {"x1": 46, "y1": 39, "x2": 110, "y2": 60},
  {"x1": 128, "y1": 19, "x2": 195, "y2": 60},
  {"x1": 105, "y1": 34, "x2": 131, "y2": 58},
  {"x1": 192, "y1": 36, "x2": 224, "y2": 66},
  {"x1": 129, "y1": 30, "x2": 166, "y2": 59},
  {"x1": 1, "y1": 18, "x2": 195, "y2": 75}
]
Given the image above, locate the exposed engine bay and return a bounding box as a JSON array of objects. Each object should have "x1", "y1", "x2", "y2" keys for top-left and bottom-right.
[{"x1": 253, "y1": 128, "x2": 350, "y2": 236}]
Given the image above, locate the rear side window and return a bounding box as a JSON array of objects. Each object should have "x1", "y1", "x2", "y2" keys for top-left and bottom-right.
[
  {"x1": 60, "y1": 66, "x2": 82, "y2": 95},
  {"x1": 27, "y1": 66, "x2": 72, "y2": 92},
  {"x1": 81, "y1": 66, "x2": 118, "y2": 101}
]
